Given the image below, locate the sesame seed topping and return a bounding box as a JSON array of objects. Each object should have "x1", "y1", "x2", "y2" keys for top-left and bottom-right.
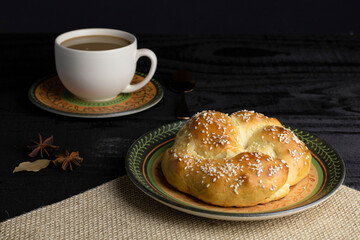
[
  {"x1": 168, "y1": 110, "x2": 311, "y2": 200},
  {"x1": 268, "y1": 165, "x2": 280, "y2": 176}
]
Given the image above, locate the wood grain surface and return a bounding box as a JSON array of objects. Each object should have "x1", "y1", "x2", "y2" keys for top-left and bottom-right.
[{"x1": 0, "y1": 34, "x2": 359, "y2": 222}]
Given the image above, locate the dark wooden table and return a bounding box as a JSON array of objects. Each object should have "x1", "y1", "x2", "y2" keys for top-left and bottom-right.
[{"x1": 0, "y1": 34, "x2": 359, "y2": 222}]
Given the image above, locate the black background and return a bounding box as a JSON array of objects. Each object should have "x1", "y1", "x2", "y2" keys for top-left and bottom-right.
[{"x1": 1, "y1": 0, "x2": 359, "y2": 34}]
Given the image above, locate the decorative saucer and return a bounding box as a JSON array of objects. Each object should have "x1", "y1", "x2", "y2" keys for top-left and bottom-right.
[{"x1": 28, "y1": 73, "x2": 163, "y2": 118}]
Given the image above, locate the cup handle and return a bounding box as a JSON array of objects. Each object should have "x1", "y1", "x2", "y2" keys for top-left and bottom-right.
[{"x1": 122, "y1": 49, "x2": 157, "y2": 93}]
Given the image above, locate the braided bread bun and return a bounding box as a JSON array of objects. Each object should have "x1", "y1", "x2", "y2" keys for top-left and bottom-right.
[{"x1": 161, "y1": 110, "x2": 311, "y2": 207}]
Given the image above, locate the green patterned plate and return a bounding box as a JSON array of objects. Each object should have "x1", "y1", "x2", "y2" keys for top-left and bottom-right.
[
  {"x1": 125, "y1": 121, "x2": 345, "y2": 221},
  {"x1": 28, "y1": 72, "x2": 163, "y2": 118}
]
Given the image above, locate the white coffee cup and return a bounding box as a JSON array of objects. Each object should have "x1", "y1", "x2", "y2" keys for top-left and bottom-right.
[{"x1": 55, "y1": 28, "x2": 157, "y2": 102}]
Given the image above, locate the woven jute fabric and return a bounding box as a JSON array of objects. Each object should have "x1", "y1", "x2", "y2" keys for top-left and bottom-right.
[{"x1": 1, "y1": 176, "x2": 359, "y2": 240}]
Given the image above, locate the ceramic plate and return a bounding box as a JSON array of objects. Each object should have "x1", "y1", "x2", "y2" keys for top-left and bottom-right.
[
  {"x1": 28, "y1": 72, "x2": 163, "y2": 118},
  {"x1": 125, "y1": 121, "x2": 345, "y2": 221}
]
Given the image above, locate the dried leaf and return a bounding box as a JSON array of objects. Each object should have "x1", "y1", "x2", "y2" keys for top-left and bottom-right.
[{"x1": 13, "y1": 159, "x2": 51, "y2": 173}]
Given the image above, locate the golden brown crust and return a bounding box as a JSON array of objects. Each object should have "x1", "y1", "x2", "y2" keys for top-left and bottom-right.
[
  {"x1": 247, "y1": 125, "x2": 312, "y2": 186},
  {"x1": 230, "y1": 110, "x2": 282, "y2": 147},
  {"x1": 161, "y1": 110, "x2": 311, "y2": 207},
  {"x1": 177, "y1": 111, "x2": 243, "y2": 159}
]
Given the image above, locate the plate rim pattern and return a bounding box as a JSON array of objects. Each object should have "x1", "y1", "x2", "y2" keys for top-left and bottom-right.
[{"x1": 125, "y1": 121, "x2": 345, "y2": 220}]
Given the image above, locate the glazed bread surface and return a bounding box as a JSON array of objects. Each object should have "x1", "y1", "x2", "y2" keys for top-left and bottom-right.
[{"x1": 161, "y1": 110, "x2": 311, "y2": 207}]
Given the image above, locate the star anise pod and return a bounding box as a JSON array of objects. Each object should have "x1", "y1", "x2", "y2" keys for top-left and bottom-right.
[
  {"x1": 28, "y1": 134, "x2": 59, "y2": 158},
  {"x1": 53, "y1": 150, "x2": 83, "y2": 171}
]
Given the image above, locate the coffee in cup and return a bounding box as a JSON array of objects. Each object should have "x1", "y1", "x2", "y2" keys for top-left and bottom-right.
[{"x1": 61, "y1": 35, "x2": 131, "y2": 51}]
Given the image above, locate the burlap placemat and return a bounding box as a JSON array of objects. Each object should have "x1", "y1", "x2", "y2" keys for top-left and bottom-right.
[{"x1": 1, "y1": 176, "x2": 359, "y2": 240}]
